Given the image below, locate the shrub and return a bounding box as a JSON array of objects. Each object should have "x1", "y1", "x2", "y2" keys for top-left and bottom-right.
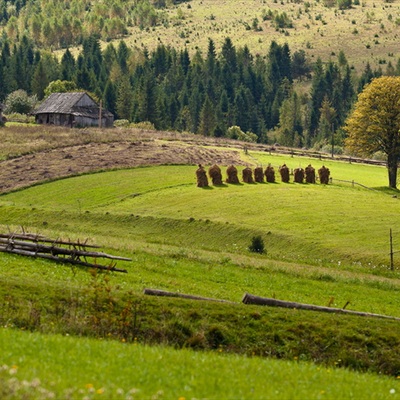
[
  {"x1": 44, "y1": 80, "x2": 77, "y2": 97},
  {"x1": 226, "y1": 126, "x2": 258, "y2": 142},
  {"x1": 249, "y1": 235, "x2": 265, "y2": 254},
  {"x1": 129, "y1": 121, "x2": 156, "y2": 130},
  {"x1": 4, "y1": 90, "x2": 37, "y2": 115},
  {"x1": 114, "y1": 119, "x2": 130, "y2": 127}
]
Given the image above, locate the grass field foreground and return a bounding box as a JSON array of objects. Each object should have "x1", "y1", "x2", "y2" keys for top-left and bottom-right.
[{"x1": 1, "y1": 328, "x2": 400, "y2": 400}]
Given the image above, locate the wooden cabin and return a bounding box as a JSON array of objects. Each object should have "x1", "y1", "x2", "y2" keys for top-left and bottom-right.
[{"x1": 33, "y1": 92, "x2": 114, "y2": 128}]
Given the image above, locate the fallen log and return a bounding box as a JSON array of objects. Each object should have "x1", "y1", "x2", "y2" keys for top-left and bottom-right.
[
  {"x1": 0, "y1": 246, "x2": 128, "y2": 273},
  {"x1": 144, "y1": 288, "x2": 235, "y2": 304},
  {"x1": 0, "y1": 238, "x2": 131, "y2": 261},
  {"x1": 0, "y1": 233, "x2": 101, "y2": 248},
  {"x1": 0, "y1": 231, "x2": 130, "y2": 273},
  {"x1": 242, "y1": 293, "x2": 400, "y2": 321}
]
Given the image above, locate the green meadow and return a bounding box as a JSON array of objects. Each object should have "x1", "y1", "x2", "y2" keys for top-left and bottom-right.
[
  {"x1": 1, "y1": 150, "x2": 400, "y2": 397},
  {"x1": 1, "y1": 328, "x2": 400, "y2": 400}
]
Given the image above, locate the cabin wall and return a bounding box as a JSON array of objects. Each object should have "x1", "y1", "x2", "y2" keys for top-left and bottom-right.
[
  {"x1": 36, "y1": 111, "x2": 114, "y2": 128},
  {"x1": 75, "y1": 94, "x2": 97, "y2": 108}
]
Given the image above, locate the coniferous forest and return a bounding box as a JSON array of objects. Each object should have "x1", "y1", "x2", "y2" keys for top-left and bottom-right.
[{"x1": 0, "y1": 0, "x2": 396, "y2": 149}]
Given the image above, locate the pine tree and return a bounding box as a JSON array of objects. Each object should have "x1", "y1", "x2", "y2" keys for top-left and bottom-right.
[
  {"x1": 221, "y1": 37, "x2": 237, "y2": 73},
  {"x1": 116, "y1": 74, "x2": 133, "y2": 120},
  {"x1": 117, "y1": 40, "x2": 129, "y2": 73},
  {"x1": 61, "y1": 49, "x2": 76, "y2": 81},
  {"x1": 102, "y1": 79, "x2": 117, "y2": 116},
  {"x1": 136, "y1": 72, "x2": 158, "y2": 124},
  {"x1": 198, "y1": 95, "x2": 216, "y2": 136},
  {"x1": 206, "y1": 38, "x2": 217, "y2": 74},
  {"x1": 309, "y1": 58, "x2": 326, "y2": 138},
  {"x1": 31, "y1": 59, "x2": 50, "y2": 99}
]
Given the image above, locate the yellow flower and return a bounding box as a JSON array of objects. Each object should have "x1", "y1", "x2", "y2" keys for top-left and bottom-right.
[
  {"x1": 9, "y1": 365, "x2": 18, "y2": 375},
  {"x1": 85, "y1": 383, "x2": 94, "y2": 389},
  {"x1": 96, "y1": 388, "x2": 105, "y2": 394}
]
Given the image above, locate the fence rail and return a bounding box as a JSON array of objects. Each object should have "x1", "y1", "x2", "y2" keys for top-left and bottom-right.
[{"x1": 330, "y1": 178, "x2": 380, "y2": 192}]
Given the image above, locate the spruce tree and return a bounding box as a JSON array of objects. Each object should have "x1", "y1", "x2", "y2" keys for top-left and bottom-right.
[
  {"x1": 116, "y1": 74, "x2": 133, "y2": 120},
  {"x1": 60, "y1": 49, "x2": 76, "y2": 81},
  {"x1": 198, "y1": 95, "x2": 216, "y2": 136}
]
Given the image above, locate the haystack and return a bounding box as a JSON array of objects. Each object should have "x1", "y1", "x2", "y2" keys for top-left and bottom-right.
[
  {"x1": 226, "y1": 165, "x2": 240, "y2": 184},
  {"x1": 294, "y1": 168, "x2": 305, "y2": 183},
  {"x1": 305, "y1": 164, "x2": 316, "y2": 183},
  {"x1": 265, "y1": 164, "x2": 275, "y2": 183},
  {"x1": 318, "y1": 165, "x2": 330, "y2": 184},
  {"x1": 208, "y1": 164, "x2": 223, "y2": 185},
  {"x1": 279, "y1": 164, "x2": 290, "y2": 183},
  {"x1": 196, "y1": 164, "x2": 209, "y2": 187},
  {"x1": 242, "y1": 167, "x2": 254, "y2": 183},
  {"x1": 254, "y1": 167, "x2": 264, "y2": 183}
]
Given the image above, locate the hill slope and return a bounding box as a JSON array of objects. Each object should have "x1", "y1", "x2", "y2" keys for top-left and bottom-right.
[{"x1": 105, "y1": 0, "x2": 400, "y2": 72}]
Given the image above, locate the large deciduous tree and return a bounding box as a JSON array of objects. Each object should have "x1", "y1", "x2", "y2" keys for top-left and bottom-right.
[{"x1": 345, "y1": 76, "x2": 400, "y2": 188}]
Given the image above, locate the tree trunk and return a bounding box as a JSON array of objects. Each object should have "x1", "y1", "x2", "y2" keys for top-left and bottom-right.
[{"x1": 387, "y1": 152, "x2": 398, "y2": 189}]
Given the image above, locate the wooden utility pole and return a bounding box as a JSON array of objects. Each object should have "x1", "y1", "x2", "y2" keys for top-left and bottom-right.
[
  {"x1": 390, "y1": 228, "x2": 394, "y2": 270},
  {"x1": 98, "y1": 100, "x2": 102, "y2": 128}
]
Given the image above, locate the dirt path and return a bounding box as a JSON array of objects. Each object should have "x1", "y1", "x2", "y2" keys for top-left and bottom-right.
[{"x1": 0, "y1": 140, "x2": 245, "y2": 193}]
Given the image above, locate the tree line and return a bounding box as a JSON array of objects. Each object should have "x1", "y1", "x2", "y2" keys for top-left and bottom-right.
[
  {"x1": 0, "y1": 33, "x2": 396, "y2": 148},
  {"x1": 0, "y1": 0, "x2": 176, "y2": 47}
]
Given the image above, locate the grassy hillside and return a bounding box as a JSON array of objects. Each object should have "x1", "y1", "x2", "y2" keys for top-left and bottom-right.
[
  {"x1": 2, "y1": 135, "x2": 400, "y2": 396},
  {"x1": 124, "y1": 0, "x2": 400, "y2": 72}
]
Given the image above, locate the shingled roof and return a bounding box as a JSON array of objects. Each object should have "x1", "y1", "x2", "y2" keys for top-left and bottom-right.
[{"x1": 34, "y1": 92, "x2": 113, "y2": 119}]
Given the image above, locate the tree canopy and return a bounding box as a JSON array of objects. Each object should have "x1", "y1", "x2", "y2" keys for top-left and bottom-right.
[{"x1": 345, "y1": 76, "x2": 400, "y2": 188}]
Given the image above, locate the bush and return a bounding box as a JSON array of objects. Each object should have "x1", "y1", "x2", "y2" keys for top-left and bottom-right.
[
  {"x1": 113, "y1": 119, "x2": 130, "y2": 127},
  {"x1": 249, "y1": 235, "x2": 265, "y2": 254},
  {"x1": 44, "y1": 80, "x2": 77, "y2": 97},
  {"x1": 129, "y1": 121, "x2": 156, "y2": 130},
  {"x1": 4, "y1": 90, "x2": 37, "y2": 115},
  {"x1": 227, "y1": 126, "x2": 258, "y2": 142}
]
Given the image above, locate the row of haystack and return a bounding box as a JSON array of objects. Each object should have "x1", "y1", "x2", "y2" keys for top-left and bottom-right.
[{"x1": 196, "y1": 164, "x2": 330, "y2": 187}]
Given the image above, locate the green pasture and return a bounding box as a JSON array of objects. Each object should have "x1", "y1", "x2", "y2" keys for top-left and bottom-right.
[
  {"x1": 1, "y1": 328, "x2": 399, "y2": 400},
  {"x1": 0, "y1": 152, "x2": 396, "y2": 272},
  {"x1": 1, "y1": 154, "x2": 400, "y2": 315},
  {"x1": 2, "y1": 154, "x2": 400, "y2": 392}
]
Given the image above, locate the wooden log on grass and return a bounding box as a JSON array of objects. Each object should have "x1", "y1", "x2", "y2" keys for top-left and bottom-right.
[
  {"x1": 0, "y1": 246, "x2": 128, "y2": 273},
  {"x1": 144, "y1": 288, "x2": 235, "y2": 304},
  {"x1": 242, "y1": 293, "x2": 400, "y2": 321},
  {"x1": 0, "y1": 233, "x2": 101, "y2": 248},
  {"x1": 0, "y1": 238, "x2": 131, "y2": 261}
]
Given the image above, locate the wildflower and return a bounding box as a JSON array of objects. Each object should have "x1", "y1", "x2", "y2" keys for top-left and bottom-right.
[
  {"x1": 121, "y1": 338, "x2": 126, "y2": 343},
  {"x1": 116, "y1": 388, "x2": 124, "y2": 395},
  {"x1": 9, "y1": 365, "x2": 18, "y2": 375},
  {"x1": 85, "y1": 383, "x2": 95, "y2": 393},
  {"x1": 390, "y1": 389, "x2": 396, "y2": 394},
  {"x1": 96, "y1": 388, "x2": 105, "y2": 394},
  {"x1": 178, "y1": 397, "x2": 186, "y2": 400}
]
